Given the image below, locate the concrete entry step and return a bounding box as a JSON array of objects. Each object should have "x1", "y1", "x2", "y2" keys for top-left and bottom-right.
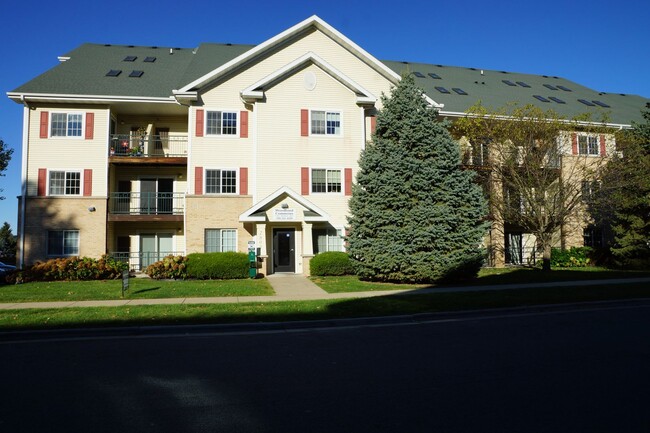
[{"x1": 266, "y1": 273, "x2": 329, "y2": 297}]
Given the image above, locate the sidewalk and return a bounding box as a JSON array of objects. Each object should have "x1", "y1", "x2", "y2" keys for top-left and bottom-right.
[{"x1": 1, "y1": 275, "x2": 649, "y2": 310}]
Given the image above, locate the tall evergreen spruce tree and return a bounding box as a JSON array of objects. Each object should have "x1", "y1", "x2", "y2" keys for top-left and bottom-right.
[{"x1": 347, "y1": 74, "x2": 488, "y2": 282}]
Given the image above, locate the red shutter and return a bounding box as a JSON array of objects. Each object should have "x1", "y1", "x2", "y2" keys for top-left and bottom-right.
[
  {"x1": 37, "y1": 169, "x2": 47, "y2": 196},
  {"x1": 599, "y1": 134, "x2": 606, "y2": 156},
  {"x1": 83, "y1": 169, "x2": 92, "y2": 196},
  {"x1": 195, "y1": 167, "x2": 203, "y2": 195},
  {"x1": 301, "y1": 167, "x2": 310, "y2": 195},
  {"x1": 344, "y1": 168, "x2": 353, "y2": 196},
  {"x1": 240, "y1": 111, "x2": 248, "y2": 138},
  {"x1": 571, "y1": 133, "x2": 578, "y2": 155},
  {"x1": 40, "y1": 112, "x2": 49, "y2": 138},
  {"x1": 195, "y1": 109, "x2": 204, "y2": 137},
  {"x1": 240, "y1": 167, "x2": 248, "y2": 195},
  {"x1": 85, "y1": 113, "x2": 94, "y2": 140},
  {"x1": 301, "y1": 109, "x2": 309, "y2": 137},
  {"x1": 370, "y1": 116, "x2": 377, "y2": 134}
]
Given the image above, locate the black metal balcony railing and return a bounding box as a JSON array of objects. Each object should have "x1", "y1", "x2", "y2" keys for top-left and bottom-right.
[
  {"x1": 109, "y1": 134, "x2": 188, "y2": 158},
  {"x1": 109, "y1": 192, "x2": 185, "y2": 215},
  {"x1": 111, "y1": 251, "x2": 181, "y2": 271}
]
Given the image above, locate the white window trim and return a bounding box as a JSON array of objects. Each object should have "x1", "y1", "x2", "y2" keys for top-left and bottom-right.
[
  {"x1": 310, "y1": 167, "x2": 344, "y2": 195},
  {"x1": 313, "y1": 226, "x2": 345, "y2": 254},
  {"x1": 204, "y1": 109, "x2": 239, "y2": 137},
  {"x1": 47, "y1": 169, "x2": 83, "y2": 197},
  {"x1": 47, "y1": 229, "x2": 80, "y2": 257},
  {"x1": 577, "y1": 133, "x2": 600, "y2": 156},
  {"x1": 204, "y1": 168, "x2": 239, "y2": 195},
  {"x1": 309, "y1": 109, "x2": 343, "y2": 137},
  {"x1": 205, "y1": 228, "x2": 238, "y2": 253},
  {"x1": 49, "y1": 111, "x2": 86, "y2": 139}
]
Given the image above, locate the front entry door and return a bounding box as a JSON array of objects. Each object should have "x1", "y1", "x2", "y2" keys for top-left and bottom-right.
[{"x1": 273, "y1": 229, "x2": 295, "y2": 273}]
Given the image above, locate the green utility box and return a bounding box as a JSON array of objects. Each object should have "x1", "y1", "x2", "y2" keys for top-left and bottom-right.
[{"x1": 248, "y1": 249, "x2": 257, "y2": 279}]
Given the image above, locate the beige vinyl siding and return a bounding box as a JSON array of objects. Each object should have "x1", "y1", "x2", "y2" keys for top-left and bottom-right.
[
  {"x1": 256, "y1": 64, "x2": 361, "y2": 227},
  {"x1": 27, "y1": 106, "x2": 109, "y2": 197},
  {"x1": 191, "y1": 28, "x2": 394, "y2": 199}
]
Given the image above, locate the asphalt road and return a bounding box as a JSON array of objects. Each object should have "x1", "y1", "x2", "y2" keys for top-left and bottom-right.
[{"x1": 1, "y1": 301, "x2": 649, "y2": 432}]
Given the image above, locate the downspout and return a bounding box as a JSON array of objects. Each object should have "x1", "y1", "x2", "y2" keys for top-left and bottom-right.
[{"x1": 18, "y1": 96, "x2": 30, "y2": 269}]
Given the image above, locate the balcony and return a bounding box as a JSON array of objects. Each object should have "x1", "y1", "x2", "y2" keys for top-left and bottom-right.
[
  {"x1": 110, "y1": 251, "x2": 183, "y2": 271},
  {"x1": 108, "y1": 192, "x2": 185, "y2": 222},
  {"x1": 109, "y1": 134, "x2": 187, "y2": 165}
]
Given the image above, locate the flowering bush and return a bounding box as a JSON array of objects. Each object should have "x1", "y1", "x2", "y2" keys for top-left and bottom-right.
[
  {"x1": 144, "y1": 255, "x2": 188, "y2": 280},
  {"x1": 6, "y1": 255, "x2": 128, "y2": 283},
  {"x1": 550, "y1": 247, "x2": 593, "y2": 268}
]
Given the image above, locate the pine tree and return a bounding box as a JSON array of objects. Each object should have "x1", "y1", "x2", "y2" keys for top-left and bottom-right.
[
  {"x1": 0, "y1": 222, "x2": 16, "y2": 264},
  {"x1": 594, "y1": 108, "x2": 650, "y2": 267},
  {"x1": 347, "y1": 74, "x2": 488, "y2": 283}
]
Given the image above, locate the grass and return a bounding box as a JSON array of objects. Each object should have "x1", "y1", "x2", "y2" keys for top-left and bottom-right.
[
  {"x1": 0, "y1": 278, "x2": 274, "y2": 303},
  {"x1": 1, "y1": 281, "x2": 649, "y2": 331},
  {"x1": 311, "y1": 267, "x2": 650, "y2": 293},
  {"x1": 1, "y1": 267, "x2": 650, "y2": 331}
]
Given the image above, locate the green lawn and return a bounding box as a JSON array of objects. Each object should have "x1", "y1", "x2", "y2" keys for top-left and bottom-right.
[
  {"x1": 0, "y1": 278, "x2": 274, "y2": 303},
  {"x1": 2, "y1": 281, "x2": 649, "y2": 331},
  {"x1": 311, "y1": 267, "x2": 650, "y2": 293}
]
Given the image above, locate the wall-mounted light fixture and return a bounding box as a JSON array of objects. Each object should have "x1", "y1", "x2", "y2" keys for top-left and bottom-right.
[
  {"x1": 281, "y1": 203, "x2": 289, "y2": 209},
  {"x1": 87, "y1": 206, "x2": 96, "y2": 212}
]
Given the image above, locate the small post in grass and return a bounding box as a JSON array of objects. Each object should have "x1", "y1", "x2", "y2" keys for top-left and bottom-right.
[{"x1": 121, "y1": 269, "x2": 130, "y2": 298}]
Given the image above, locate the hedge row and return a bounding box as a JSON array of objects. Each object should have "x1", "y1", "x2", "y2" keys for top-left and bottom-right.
[{"x1": 144, "y1": 252, "x2": 249, "y2": 280}]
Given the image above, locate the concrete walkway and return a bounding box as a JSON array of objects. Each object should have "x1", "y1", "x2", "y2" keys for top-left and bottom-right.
[{"x1": 0, "y1": 276, "x2": 649, "y2": 310}]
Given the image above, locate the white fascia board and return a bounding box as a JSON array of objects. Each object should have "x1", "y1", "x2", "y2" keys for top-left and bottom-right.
[
  {"x1": 7, "y1": 92, "x2": 177, "y2": 105},
  {"x1": 239, "y1": 186, "x2": 331, "y2": 221},
  {"x1": 240, "y1": 52, "x2": 376, "y2": 105},
  {"x1": 439, "y1": 110, "x2": 632, "y2": 129},
  {"x1": 178, "y1": 15, "x2": 401, "y2": 93}
]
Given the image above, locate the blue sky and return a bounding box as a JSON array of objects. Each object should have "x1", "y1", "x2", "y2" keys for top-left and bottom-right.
[{"x1": 1, "y1": 0, "x2": 649, "y2": 229}]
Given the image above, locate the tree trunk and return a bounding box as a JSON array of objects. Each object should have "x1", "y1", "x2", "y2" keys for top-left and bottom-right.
[{"x1": 541, "y1": 237, "x2": 552, "y2": 271}]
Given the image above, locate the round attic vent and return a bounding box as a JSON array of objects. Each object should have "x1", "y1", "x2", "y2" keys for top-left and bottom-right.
[{"x1": 304, "y1": 71, "x2": 316, "y2": 91}]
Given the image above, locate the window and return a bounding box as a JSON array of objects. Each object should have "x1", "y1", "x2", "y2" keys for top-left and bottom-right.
[
  {"x1": 48, "y1": 230, "x2": 79, "y2": 256},
  {"x1": 205, "y1": 169, "x2": 237, "y2": 194},
  {"x1": 311, "y1": 169, "x2": 341, "y2": 193},
  {"x1": 578, "y1": 135, "x2": 599, "y2": 155},
  {"x1": 313, "y1": 228, "x2": 344, "y2": 254},
  {"x1": 49, "y1": 171, "x2": 81, "y2": 195},
  {"x1": 51, "y1": 112, "x2": 83, "y2": 137},
  {"x1": 311, "y1": 111, "x2": 341, "y2": 136},
  {"x1": 583, "y1": 226, "x2": 603, "y2": 248},
  {"x1": 206, "y1": 111, "x2": 237, "y2": 135},
  {"x1": 581, "y1": 180, "x2": 600, "y2": 201},
  {"x1": 205, "y1": 229, "x2": 237, "y2": 252}
]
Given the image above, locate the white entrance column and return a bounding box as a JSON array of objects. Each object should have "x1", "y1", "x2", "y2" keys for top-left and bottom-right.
[{"x1": 302, "y1": 221, "x2": 314, "y2": 275}]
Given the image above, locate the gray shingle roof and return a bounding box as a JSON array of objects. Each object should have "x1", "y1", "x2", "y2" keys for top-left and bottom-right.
[
  {"x1": 11, "y1": 43, "x2": 649, "y2": 125},
  {"x1": 382, "y1": 60, "x2": 649, "y2": 125}
]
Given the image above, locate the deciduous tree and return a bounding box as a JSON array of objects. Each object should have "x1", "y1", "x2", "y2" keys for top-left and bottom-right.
[{"x1": 453, "y1": 104, "x2": 610, "y2": 271}]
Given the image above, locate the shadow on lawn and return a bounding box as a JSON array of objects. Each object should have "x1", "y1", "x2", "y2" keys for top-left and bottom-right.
[{"x1": 130, "y1": 286, "x2": 161, "y2": 295}]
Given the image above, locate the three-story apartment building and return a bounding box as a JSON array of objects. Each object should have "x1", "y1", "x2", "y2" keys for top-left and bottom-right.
[{"x1": 8, "y1": 16, "x2": 649, "y2": 274}]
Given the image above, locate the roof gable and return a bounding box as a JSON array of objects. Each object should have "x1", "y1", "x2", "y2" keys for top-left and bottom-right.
[
  {"x1": 176, "y1": 15, "x2": 401, "y2": 94},
  {"x1": 240, "y1": 187, "x2": 329, "y2": 222},
  {"x1": 240, "y1": 52, "x2": 377, "y2": 105}
]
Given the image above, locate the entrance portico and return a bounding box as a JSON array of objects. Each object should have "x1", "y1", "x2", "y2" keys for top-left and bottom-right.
[{"x1": 240, "y1": 187, "x2": 331, "y2": 275}]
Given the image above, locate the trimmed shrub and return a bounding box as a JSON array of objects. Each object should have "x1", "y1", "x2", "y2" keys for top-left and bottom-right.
[
  {"x1": 551, "y1": 247, "x2": 593, "y2": 268},
  {"x1": 6, "y1": 255, "x2": 128, "y2": 283},
  {"x1": 310, "y1": 252, "x2": 354, "y2": 276},
  {"x1": 186, "y1": 252, "x2": 249, "y2": 279},
  {"x1": 144, "y1": 255, "x2": 188, "y2": 280}
]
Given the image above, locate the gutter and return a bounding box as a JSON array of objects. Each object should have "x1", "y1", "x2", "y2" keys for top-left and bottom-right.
[{"x1": 438, "y1": 110, "x2": 633, "y2": 130}]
